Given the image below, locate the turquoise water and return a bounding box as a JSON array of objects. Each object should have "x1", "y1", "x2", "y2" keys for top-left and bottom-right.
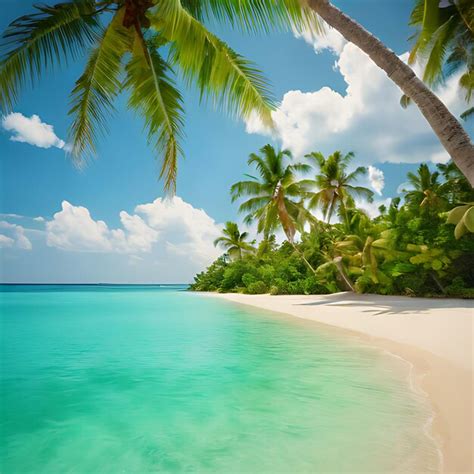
[{"x1": 1, "y1": 285, "x2": 439, "y2": 473}]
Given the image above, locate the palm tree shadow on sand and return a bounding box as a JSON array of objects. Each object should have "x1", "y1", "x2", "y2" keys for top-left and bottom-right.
[{"x1": 295, "y1": 292, "x2": 472, "y2": 316}]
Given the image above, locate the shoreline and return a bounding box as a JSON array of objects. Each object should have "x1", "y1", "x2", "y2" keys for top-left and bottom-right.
[{"x1": 202, "y1": 292, "x2": 473, "y2": 473}]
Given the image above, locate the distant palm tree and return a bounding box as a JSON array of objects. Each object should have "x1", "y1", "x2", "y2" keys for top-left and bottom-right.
[
  {"x1": 213, "y1": 221, "x2": 254, "y2": 260},
  {"x1": 231, "y1": 144, "x2": 316, "y2": 271},
  {"x1": 404, "y1": 164, "x2": 446, "y2": 211},
  {"x1": 404, "y1": 0, "x2": 473, "y2": 120},
  {"x1": 0, "y1": 0, "x2": 315, "y2": 192},
  {"x1": 436, "y1": 161, "x2": 474, "y2": 204},
  {"x1": 302, "y1": 151, "x2": 374, "y2": 224}
]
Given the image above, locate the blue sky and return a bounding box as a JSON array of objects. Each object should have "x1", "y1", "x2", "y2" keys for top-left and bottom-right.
[{"x1": 1, "y1": 0, "x2": 472, "y2": 283}]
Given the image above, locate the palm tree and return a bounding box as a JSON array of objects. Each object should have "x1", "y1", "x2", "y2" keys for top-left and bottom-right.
[
  {"x1": 404, "y1": 0, "x2": 473, "y2": 120},
  {"x1": 213, "y1": 221, "x2": 254, "y2": 260},
  {"x1": 231, "y1": 144, "x2": 316, "y2": 271},
  {"x1": 305, "y1": 0, "x2": 474, "y2": 185},
  {"x1": 404, "y1": 163, "x2": 447, "y2": 212},
  {"x1": 302, "y1": 151, "x2": 374, "y2": 224},
  {"x1": 437, "y1": 161, "x2": 474, "y2": 204},
  {"x1": 315, "y1": 243, "x2": 356, "y2": 292},
  {"x1": 0, "y1": 0, "x2": 315, "y2": 192}
]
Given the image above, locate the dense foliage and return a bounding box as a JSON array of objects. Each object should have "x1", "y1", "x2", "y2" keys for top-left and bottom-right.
[
  {"x1": 0, "y1": 0, "x2": 318, "y2": 192},
  {"x1": 191, "y1": 147, "x2": 474, "y2": 298}
]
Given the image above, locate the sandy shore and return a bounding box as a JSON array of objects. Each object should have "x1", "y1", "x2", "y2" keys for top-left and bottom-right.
[{"x1": 207, "y1": 292, "x2": 473, "y2": 473}]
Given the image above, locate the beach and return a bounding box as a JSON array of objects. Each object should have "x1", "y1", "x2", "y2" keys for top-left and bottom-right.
[{"x1": 208, "y1": 292, "x2": 473, "y2": 474}]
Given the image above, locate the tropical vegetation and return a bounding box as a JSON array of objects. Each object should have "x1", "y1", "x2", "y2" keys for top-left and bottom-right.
[
  {"x1": 214, "y1": 221, "x2": 255, "y2": 260},
  {"x1": 1, "y1": 0, "x2": 473, "y2": 189},
  {"x1": 191, "y1": 145, "x2": 474, "y2": 298},
  {"x1": 403, "y1": 0, "x2": 473, "y2": 120}
]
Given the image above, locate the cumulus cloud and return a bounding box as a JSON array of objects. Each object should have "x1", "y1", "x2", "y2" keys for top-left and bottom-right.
[
  {"x1": 355, "y1": 198, "x2": 392, "y2": 219},
  {"x1": 44, "y1": 197, "x2": 222, "y2": 267},
  {"x1": 367, "y1": 166, "x2": 385, "y2": 195},
  {"x1": 245, "y1": 39, "x2": 469, "y2": 166},
  {"x1": 46, "y1": 201, "x2": 158, "y2": 253},
  {"x1": 0, "y1": 221, "x2": 32, "y2": 250},
  {"x1": 136, "y1": 197, "x2": 222, "y2": 266},
  {"x1": 294, "y1": 23, "x2": 346, "y2": 55},
  {"x1": 1, "y1": 113, "x2": 68, "y2": 150},
  {"x1": 0, "y1": 234, "x2": 15, "y2": 248}
]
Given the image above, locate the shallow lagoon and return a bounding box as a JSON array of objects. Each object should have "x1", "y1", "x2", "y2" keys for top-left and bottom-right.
[{"x1": 0, "y1": 285, "x2": 439, "y2": 472}]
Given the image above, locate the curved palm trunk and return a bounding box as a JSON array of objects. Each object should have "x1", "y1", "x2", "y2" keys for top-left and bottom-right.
[
  {"x1": 306, "y1": 0, "x2": 474, "y2": 186},
  {"x1": 275, "y1": 189, "x2": 319, "y2": 275},
  {"x1": 333, "y1": 256, "x2": 356, "y2": 292},
  {"x1": 290, "y1": 241, "x2": 319, "y2": 275}
]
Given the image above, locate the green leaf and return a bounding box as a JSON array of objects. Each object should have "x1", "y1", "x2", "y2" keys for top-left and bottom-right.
[
  {"x1": 0, "y1": 0, "x2": 100, "y2": 110},
  {"x1": 432, "y1": 259, "x2": 442, "y2": 270},
  {"x1": 447, "y1": 204, "x2": 471, "y2": 225},
  {"x1": 462, "y1": 206, "x2": 474, "y2": 233},
  {"x1": 183, "y1": 0, "x2": 321, "y2": 35},
  {"x1": 68, "y1": 8, "x2": 134, "y2": 160},
  {"x1": 454, "y1": 220, "x2": 468, "y2": 240},
  {"x1": 124, "y1": 34, "x2": 184, "y2": 193},
  {"x1": 152, "y1": 0, "x2": 275, "y2": 127},
  {"x1": 400, "y1": 94, "x2": 411, "y2": 108}
]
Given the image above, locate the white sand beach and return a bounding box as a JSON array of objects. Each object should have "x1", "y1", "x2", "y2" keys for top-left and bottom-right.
[{"x1": 208, "y1": 292, "x2": 473, "y2": 473}]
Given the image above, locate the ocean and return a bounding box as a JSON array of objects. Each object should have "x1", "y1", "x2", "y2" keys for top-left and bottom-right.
[{"x1": 0, "y1": 285, "x2": 439, "y2": 472}]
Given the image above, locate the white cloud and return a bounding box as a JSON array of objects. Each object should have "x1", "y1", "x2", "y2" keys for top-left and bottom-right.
[
  {"x1": 245, "y1": 41, "x2": 469, "y2": 166},
  {"x1": 0, "y1": 234, "x2": 15, "y2": 248},
  {"x1": 136, "y1": 197, "x2": 222, "y2": 266},
  {"x1": 1, "y1": 112, "x2": 67, "y2": 150},
  {"x1": 44, "y1": 197, "x2": 222, "y2": 267},
  {"x1": 367, "y1": 165, "x2": 385, "y2": 195},
  {"x1": 355, "y1": 198, "x2": 392, "y2": 219},
  {"x1": 294, "y1": 23, "x2": 346, "y2": 55},
  {"x1": 34, "y1": 216, "x2": 45, "y2": 222},
  {"x1": 0, "y1": 221, "x2": 32, "y2": 250},
  {"x1": 45, "y1": 201, "x2": 159, "y2": 253}
]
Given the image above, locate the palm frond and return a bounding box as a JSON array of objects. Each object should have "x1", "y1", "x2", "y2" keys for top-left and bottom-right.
[
  {"x1": 238, "y1": 196, "x2": 271, "y2": 213},
  {"x1": 152, "y1": 0, "x2": 275, "y2": 127},
  {"x1": 124, "y1": 34, "x2": 184, "y2": 193},
  {"x1": 459, "y1": 70, "x2": 473, "y2": 102},
  {"x1": 409, "y1": 0, "x2": 442, "y2": 64},
  {"x1": 231, "y1": 180, "x2": 265, "y2": 201},
  {"x1": 460, "y1": 106, "x2": 474, "y2": 120},
  {"x1": 422, "y1": 16, "x2": 457, "y2": 85},
  {"x1": 0, "y1": 0, "x2": 101, "y2": 110},
  {"x1": 345, "y1": 166, "x2": 367, "y2": 183},
  {"x1": 181, "y1": 0, "x2": 322, "y2": 34},
  {"x1": 69, "y1": 8, "x2": 133, "y2": 161}
]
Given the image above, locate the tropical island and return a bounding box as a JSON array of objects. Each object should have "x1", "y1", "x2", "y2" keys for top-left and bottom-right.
[
  {"x1": 191, "y1": 147, "x2": 474, "y2": 297},
  {"x1": 1, "y1": 0, "x2": 473, "y2": 473}
]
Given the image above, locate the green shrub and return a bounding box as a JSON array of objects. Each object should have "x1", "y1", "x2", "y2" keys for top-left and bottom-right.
[
  {"x1": 246, "y1": 281, "x2": 268, "y2": 294},
  {"x1": 242, "y1": 272, "x2": 257, "y2": 288}
]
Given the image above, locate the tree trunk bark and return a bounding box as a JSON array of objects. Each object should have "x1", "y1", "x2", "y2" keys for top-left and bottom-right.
[
  {"x1": 306, "y1": 0, "x2": 474, "y2": 186},
  {"x1": 430, "y1": 271, "x2": 446, "y2": 294},
  {"x1": 333, "y1": 256, "x2": 356, "y2": 292},
  {"x1": 289, "y1": 241, "x2": 318, "y2": 275}
]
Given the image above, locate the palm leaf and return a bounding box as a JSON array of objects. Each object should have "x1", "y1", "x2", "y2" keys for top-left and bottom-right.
[
  {"x1": 182, "y1": 0, "x2": 321, "y2": 34},
  {"x1": 231, "y1": 180, "x2": 265, "y2": 201},
  {"x1": 409, "y1": 0, "x2": 442, "y2": 65},
  {"x1": 152, "y1": 0, "x2": 275, "y2": 127},
  {"x1": 422, "y1": 16, "x2": 457, "y2": 85},
  {"x1": 124, "y1": 34, "x2": 184, "y2": 193},
  {"x1": 0, "y1": 0, "x2": 100, "y2": 110},
  {"x1": 69, "y1": 8, "x2": 134, "y2": 160}
]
